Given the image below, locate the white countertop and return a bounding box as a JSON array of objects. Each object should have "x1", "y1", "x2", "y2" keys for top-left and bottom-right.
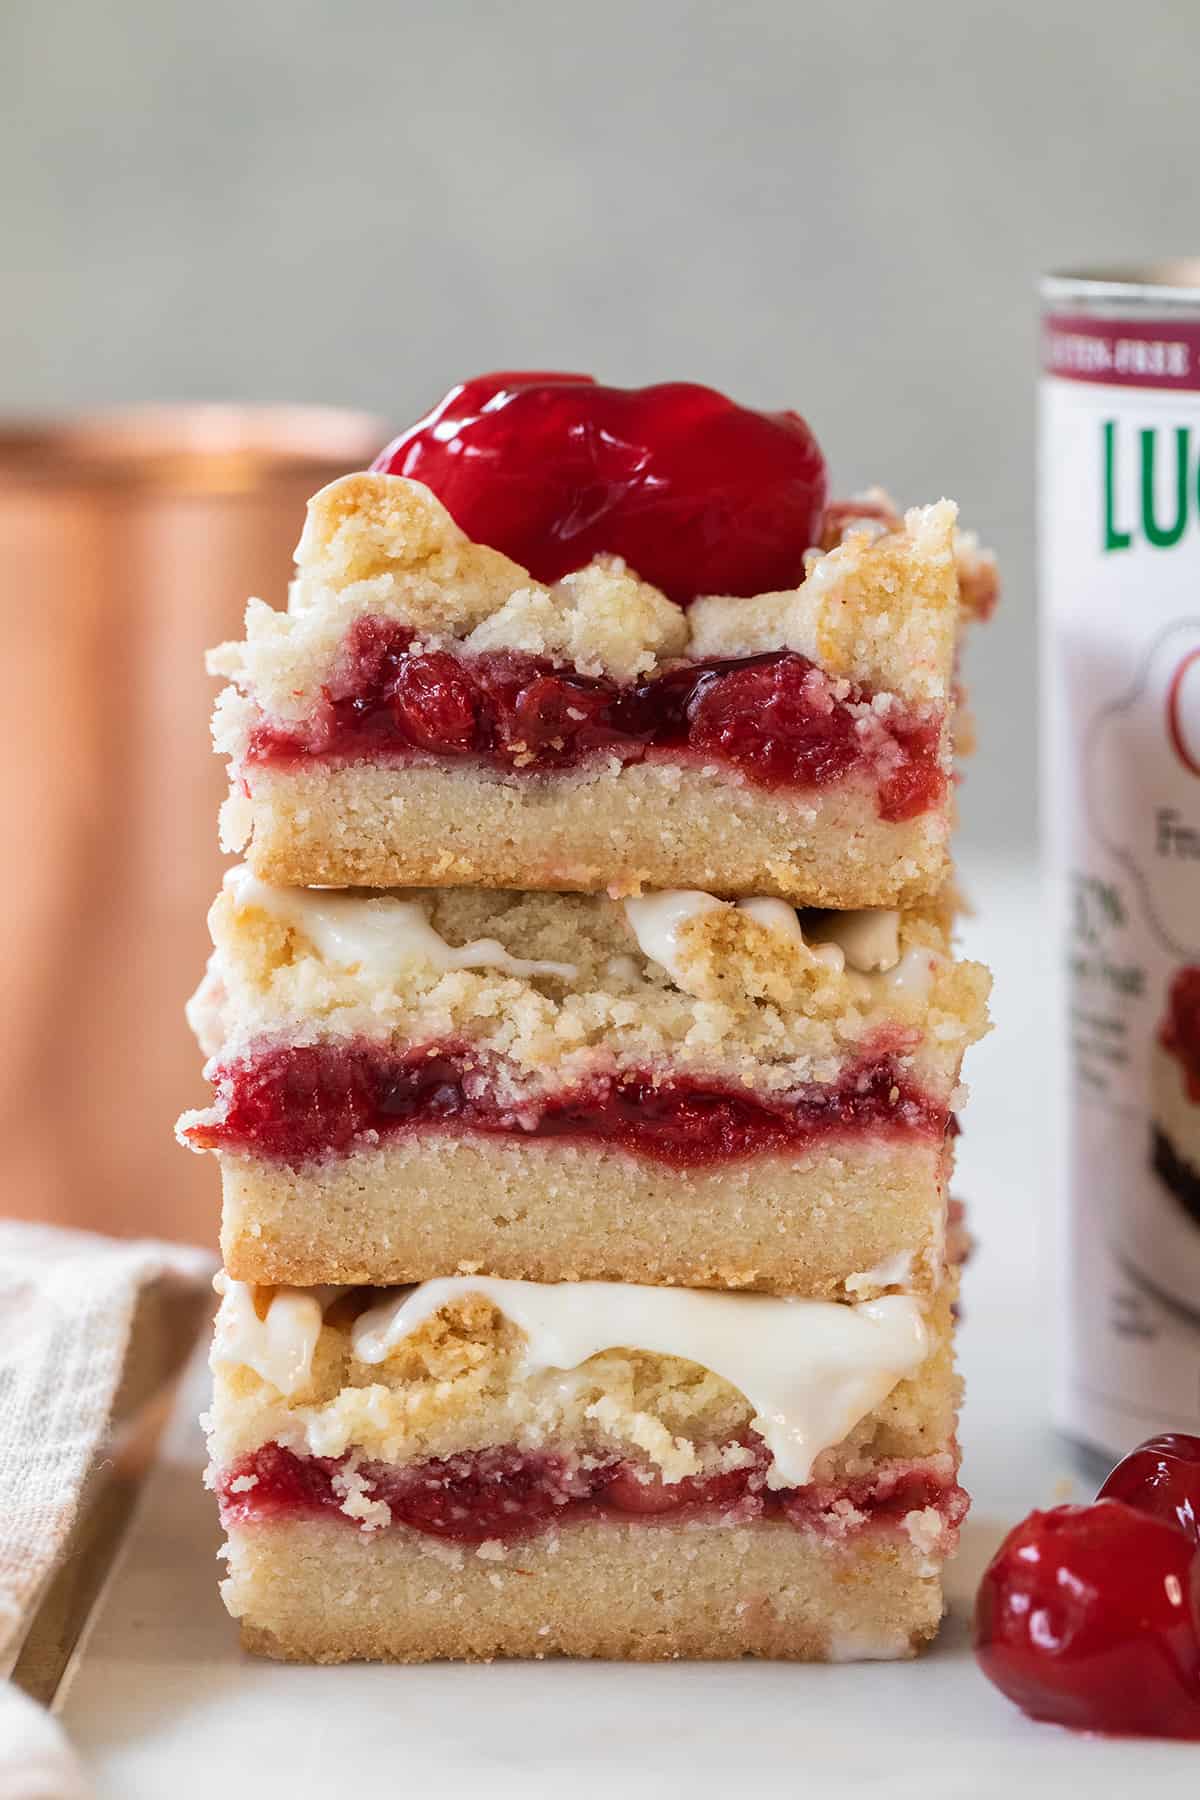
[{"x1": 55, "y1": 856, "x2": 1200, "y2": 1794}]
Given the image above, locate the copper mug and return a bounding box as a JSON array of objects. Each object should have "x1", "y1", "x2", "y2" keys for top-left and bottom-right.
[{"x1": 0, "y1": 406, "x2": 386, "y2": 1246}]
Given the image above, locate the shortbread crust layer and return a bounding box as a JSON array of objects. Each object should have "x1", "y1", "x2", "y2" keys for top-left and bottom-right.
[
  {"x1": 224, "y1": 1516, "x2": 948, "y2": 1663},
  {"x1": 217, "y1": 1132, "x2": 951, "y2": 1297},
  {"x1": 224, "y1": 758, "x2": 950, "y2": 905}
]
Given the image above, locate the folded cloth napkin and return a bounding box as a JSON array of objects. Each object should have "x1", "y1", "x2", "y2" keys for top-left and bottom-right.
[{"x1": 0, "y1": 1222, "x2": 214, "y2": 1797}]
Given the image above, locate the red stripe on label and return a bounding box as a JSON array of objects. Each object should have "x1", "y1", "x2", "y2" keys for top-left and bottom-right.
[{"x1": 1043, "y1": 315, "x2": 1200, "y2": 389}]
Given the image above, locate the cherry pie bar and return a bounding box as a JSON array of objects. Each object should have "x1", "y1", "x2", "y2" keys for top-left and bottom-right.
[
  {"x1": 210, "y1": 377, "x2": 995, "y2": 907},
  {"x1": 179, "y1": 869, "x2": 988, "y2": 1296},
  {"x1": 208, "y1": 1273, "x2": 965, "y2": 1663},
  {"x1": 184, "y1": 371, "x2": 998, "y2": 1667}
]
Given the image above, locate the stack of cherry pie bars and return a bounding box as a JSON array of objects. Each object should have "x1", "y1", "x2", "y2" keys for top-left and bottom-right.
[{"x1": 180, "y1": 375, "x2": 997, "y2": 1664}]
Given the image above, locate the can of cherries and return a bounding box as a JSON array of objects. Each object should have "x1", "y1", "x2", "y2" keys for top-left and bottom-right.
[{"x1": 1041, "y1": 264, "x2": 1200, "y2": 1462}]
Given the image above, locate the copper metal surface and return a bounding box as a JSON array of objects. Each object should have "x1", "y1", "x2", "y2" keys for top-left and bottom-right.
[{"x1": 0, "y1": 406, "x2": 386, "y2": 1244}]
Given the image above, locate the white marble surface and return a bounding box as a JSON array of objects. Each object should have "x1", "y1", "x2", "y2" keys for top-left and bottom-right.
[{"x1": 55, "y1": 858, "x2": 1199, "y2": 1793}]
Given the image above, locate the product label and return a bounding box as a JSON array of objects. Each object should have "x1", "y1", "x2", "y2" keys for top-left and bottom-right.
[
  {"x1": 1044, "y1": 315, "x2": 1200, "y2": 391},
  {"x1": 1042, "y1": 315, "x2": 1200, "y2": 1455}
]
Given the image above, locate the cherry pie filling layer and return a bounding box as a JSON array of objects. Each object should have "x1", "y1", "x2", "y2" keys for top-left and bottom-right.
[
  {"x1": 245, "y1": 623, "x2": 946, "y2": 824},
  {"x1": 217, "y1": 1441, "x2": 967, "y2": 1546},
  {"x1": 185, "y1": 1039, "x2": 947, "y2": 1168}
]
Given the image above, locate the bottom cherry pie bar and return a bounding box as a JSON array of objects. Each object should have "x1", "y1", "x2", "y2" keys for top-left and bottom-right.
[{"x1": 208, "y1": 1273, "x2": 964, "y2": 1662}]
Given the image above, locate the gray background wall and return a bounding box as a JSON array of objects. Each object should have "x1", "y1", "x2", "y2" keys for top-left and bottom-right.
[{"x1": 6, "y1": 0, "x2": 1199, "y2": 853}]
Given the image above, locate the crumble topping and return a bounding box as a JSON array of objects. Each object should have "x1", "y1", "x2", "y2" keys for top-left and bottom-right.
[
  {"x1": 331, "y1": 1458, "x2": 393, "y2": 1531},
  {"x1": 208, "y1": 475, "x2": 987, "y2": 750},
  {"x1": 689, "y1": 501, "x2": 958, "y2": 706},
  {"x1": 186, "y1": 879, "x2": 989, "y2": 1104},
  {"x1": 462, "y1": 556, "x2": 686, "y2": 683},
  {"x1": 206, "y1": 1281, "x2": 959, "y2": 1487}
]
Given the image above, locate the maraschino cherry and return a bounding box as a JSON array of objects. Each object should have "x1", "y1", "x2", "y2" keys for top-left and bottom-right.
[
  {"x1": 1099, "y1": 1433, "x2": 1200, "y2": 1546},
  {"x1": 371, "y1": 372, "x2": 827, "y2": 605},
  {"x1": 974, "y1": 1435, "x2": 1200, "y2": 1739}
]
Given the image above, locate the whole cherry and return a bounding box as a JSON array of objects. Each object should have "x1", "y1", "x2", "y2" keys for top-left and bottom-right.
[
  {"x1": 371, "y1": 372, "x2": 827, "y2": 606},
  {"x1": 975, "y1": 1499, "x2": 1200, "y2": 1738},
  {"x1": 1099, "y1": 1433, "x2": 1200, "y2": 1546}
]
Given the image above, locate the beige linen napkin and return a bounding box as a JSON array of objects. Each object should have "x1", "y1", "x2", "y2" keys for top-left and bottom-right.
[{"x1": 0, "y1": 1221, "x2": 213, "y2": 1797}]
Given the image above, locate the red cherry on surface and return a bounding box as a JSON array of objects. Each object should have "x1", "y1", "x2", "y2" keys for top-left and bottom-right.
[
  {"x1": 371, "y1": 373, "x2": 827, "y2": 606},
  {"x1": 1099, "y1": 1433, "x2": 1200, "y2": 1546},
  {"x1": 974, "y1": 1500, "x2": 1200, "y2": 1739}
]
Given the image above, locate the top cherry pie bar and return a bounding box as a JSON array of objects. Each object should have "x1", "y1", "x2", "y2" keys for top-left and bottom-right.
[{"x1": 210, "y1": 376, "x2": 996, "y2": 907}]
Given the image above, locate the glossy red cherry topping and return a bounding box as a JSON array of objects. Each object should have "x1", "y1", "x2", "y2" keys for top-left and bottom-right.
[
  {"x1": 975, "y1": 1435, "x2": 1200, "y2": 1739},
  {"x1": 1160, "y1": 968, "x2": 1200, "y2": 1100},
  {"x1": 371, "y1": 372, "x2": 827, "y2": 605},
  {"x1": 184, "y1": 1039, "x2": 945, "y2": 1168},
  {"x1": 1099, "y1": 1434, "x2": 1200, "y2": 1547}
]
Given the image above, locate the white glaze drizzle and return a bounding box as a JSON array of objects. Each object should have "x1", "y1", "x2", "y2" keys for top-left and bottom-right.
[
  {"x1": 844, "y1": 1249, "x2": 916, "y2": 1297},
  {"x1": 624, "y1": 890, "x2": 916, "y2": 986},
  {"x1": 621, "y1": 891, "x2": 725, "y2": 983},
  {"x1": 223, "y1": 866, "x2": 578, "y2": 983},
  {"x1": 733, "y1": 896, "x2": 809, "y2": 948},
  {"x1": 735, "y1": 897, "x2": 847, "y2": 971},
  {"x1": 814, "y1": 908, "x2": 901, "y2": 973},
  {"x1": 210, "y1": 1273, "x2": 340, "y2": 1397},
  {"x1": 880, "y1": 943, "x2": 940, "y2": 1000},
  {"x1": 349, "y1": 1277, "x2": 929, "y2": 1487}
]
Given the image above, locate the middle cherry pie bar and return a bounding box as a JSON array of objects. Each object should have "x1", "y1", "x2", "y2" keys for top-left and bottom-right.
[
  {"x1": 210, "y1": 474, "x2": 986, "y2": 907},
  {"x1": 179, "y1": 869, "x2": 989, "y2": 1296}
]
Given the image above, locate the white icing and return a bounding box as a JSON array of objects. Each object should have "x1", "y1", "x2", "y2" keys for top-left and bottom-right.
[
  {"x1": 622, "y1": 891, "x2": 724, "y2": 982},
  {"x1": 825, "y1": 1628, "x2": 913, "y2": 1663},
  {"x1": 223, "y1": 866, "x2": 577, "y2": 983},
  {"x1": 625, "y1": 889, "x2": 849, "y2": 983},
  {"x1": 815, "y1": 908, "x2": 901, "y2": 974},
  {"x1": 350, "y1": 1277, "x2": 928, "y2": 1488},
  {"x1": 624, "y1": 890, "x2": 920, "y2": 989},
  {"x1": 809, "y1": 939, "x2": 846, "y2": 973},
  {"x1": 733, "y1": 896, "x2": 807, "y2": 948},
  {"x1": 602, "y1": 954, "x2": 642, "y2": 985},
  {"x1": 211, "y1": 1273, "x2": 334, "y2": 1397},
  {"x1": 733, "y1": 897, "x2": 844, "y2": 970},
  {"x1": 878, "y1": 944, "x2": 940, "y2": 1001},
  {"x1": 844, "y1": 1249, "x2": 915, "y2": 1297}
]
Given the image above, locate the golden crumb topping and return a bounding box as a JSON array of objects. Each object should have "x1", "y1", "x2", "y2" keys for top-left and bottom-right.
[
  {"x1": 188, "y1": 878, "x2": 990, "y2": 1102},
  {"x1": 208, "y1": 474, "x2": 991, "y2": 752}
]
